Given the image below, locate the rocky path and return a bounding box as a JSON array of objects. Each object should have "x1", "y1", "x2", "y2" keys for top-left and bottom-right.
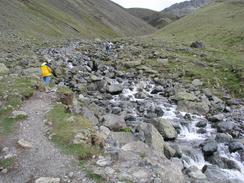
[{"x1": 0, "y1": 92, "x2": 87, "y2": 183}]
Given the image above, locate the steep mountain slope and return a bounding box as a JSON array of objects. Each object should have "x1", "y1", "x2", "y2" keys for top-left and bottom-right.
[
  {"x1": 0, "y1": 0, "x2": 155, "y2": 42},
  {"x1": 153, "y1": 0, "x2": 244, "y2": 97},
  {"x1": 163, "y1": 0, "x2": 213, "y2": 17},
  {"x1": 154, "y1": 0, "x2": 244, "y2": 50},
  {"x1": 127, "y1": 8, "x2": 179, "y2": 29},
  {"x1": 127, "y1": 0, "x2": 213, "y2": 29},
  {"x1": 127, "y1": 8, "x2": 158, "y2": 22}
]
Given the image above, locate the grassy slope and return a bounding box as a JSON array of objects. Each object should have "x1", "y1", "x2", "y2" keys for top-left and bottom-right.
[
  {"x1": 0, "y1": 0, "x2": 155, "y2": 43},
  {"x1": 0, "y1": 76, "x2": 36, "y2": 137},
  {"x1": 155, "y1": 0, "x2": 244, "y2": 51},
  {"x1": 127, "y1": 8, "x2": 179, "y2": 29},
  {"x1": 152, "y1": 0, "x2": 244, "y2": 97}
]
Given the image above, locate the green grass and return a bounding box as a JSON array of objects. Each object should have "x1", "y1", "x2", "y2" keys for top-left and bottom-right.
[
  {"x1": 151, "y1": 0, "x2": 244, "y2": 97},
  {"x1": 0, "y1": 76, "x2": 35, "y2": 137},
  {"x1": 0, "y1": 158, "x2": 15, "y2": 169},
  {"x1": 85, "y1": 169, "x2": 106, "y2": 183},
  {"x1": 57, "y1": 86, "x2": 73, "y2": 96},
  {"x1": 46, "y1": 104, "x2": 101, "y2": 159}
]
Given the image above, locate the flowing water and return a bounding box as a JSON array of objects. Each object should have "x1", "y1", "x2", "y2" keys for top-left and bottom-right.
[{"x1": 111, "y1": 79, "x2": 244, "y2": 182}]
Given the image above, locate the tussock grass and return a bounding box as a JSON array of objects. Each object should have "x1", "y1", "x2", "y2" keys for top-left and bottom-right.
[
  {"x1": 0, "y1": 76, "x2": 35, "y2": 137},
  {"x1": 46, "y1": 104, "x2": 100, "y2": 159},
  {"x1": 0, "y1": 157, "x2": 15, "y2": 169}
]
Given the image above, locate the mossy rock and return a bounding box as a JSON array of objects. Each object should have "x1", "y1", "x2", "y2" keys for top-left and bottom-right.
[{"x1": 57, "y1": 87, "x2": 74, "y2": 105}]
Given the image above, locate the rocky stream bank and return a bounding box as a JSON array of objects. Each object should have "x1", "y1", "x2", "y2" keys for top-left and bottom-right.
[{"x1": 1, "y1": 39, "x2": 244, "y2": 183}]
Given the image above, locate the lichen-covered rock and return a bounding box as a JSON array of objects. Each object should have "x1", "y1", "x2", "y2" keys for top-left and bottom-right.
[
  {"x1": 0, "y1": 63, "x2": 9, "y2": 75},
  {"x1": 152, "y1": 118, "x2": 177, "y2": 140},
  {"x1": 136, "y1": 123, "x2": 165, "y2": 156},
  {"x1": 102, "y1": 114, "x2": 127, "y2": 131}
]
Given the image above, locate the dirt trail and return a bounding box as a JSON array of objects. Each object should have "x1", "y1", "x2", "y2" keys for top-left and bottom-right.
[{"x1": 0, "y1": 92, "x2": 88, "y2": 183}]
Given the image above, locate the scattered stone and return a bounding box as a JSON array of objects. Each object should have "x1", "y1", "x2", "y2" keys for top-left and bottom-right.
[
  {"x1": 72, "y1": 129, "x2": 91, "y2": 144},
  {"x1": 192, "y1": 79, "x2": 203, "y2": 86},
  {"x1": 196, "y1": 121, "x2": 207, "y2": 128},
  {"x1": 11, "y1": 111, "x2": 28, "y2": 119},
  {"x1": 1, "y1": 168, "x2": 8, "y2": 174},
  {"x1": 66, "y1": 172, "x2": 73, "y2": 179},
  {"x1": 123, "y1": 60, "x2": 142, "y2": 68},
  {"x1": 96, "y1": 156, "x2": 112, "y2": 167},
  {"x1": 229, "y1": 142, "x2": 244, "y2": 153},
  {"x1": 132, "y1": 169, "x2": 149, "y2": 179},
  {"x1": 17, "y1": 139, "x2": 32, "y2": 148},
  {"x1": 97, "y1": 126, "x2": 111, "y2": 140},
  {"x1": 190, "y1": 41, "x2": 205, "y2": 49},
  {"x1": 0, "y1": 63, "x2": 9, "y2": 75},
  {"x1": 164, "y1": 143, "x2": 176, "y2": 159},
  {"x1": 208, "y1": 113, "x2": 224, "y2": 122},
  {"x1": 111, "y1": 132, "x2": 134, "y2": 146},
  {"x1": 35, "y1": 177, "x2": 60, "y2": 183},
  {"x1": 185, "y1": 166, "x2": 207, "y2": 180}
]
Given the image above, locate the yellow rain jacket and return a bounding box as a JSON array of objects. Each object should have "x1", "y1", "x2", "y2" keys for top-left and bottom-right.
[{"x1": 41, "y1": 63, "x2": 52, "y2": 77}]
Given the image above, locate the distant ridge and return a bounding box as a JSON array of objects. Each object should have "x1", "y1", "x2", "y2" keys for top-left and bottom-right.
[{"x1": 127, "y1": 0, "x2": 214, "y2": 29}]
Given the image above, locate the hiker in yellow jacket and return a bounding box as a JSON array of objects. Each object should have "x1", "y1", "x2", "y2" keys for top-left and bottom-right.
[{"x1": 40, "y1": 62, "x2": 52, "y2": 92}]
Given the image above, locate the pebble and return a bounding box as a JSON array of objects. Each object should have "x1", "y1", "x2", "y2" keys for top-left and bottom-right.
[
  {"x1": 1, "y1": 168, "x2": 8, "y2": 174},
  {"x1": 35, "y1": 177, "x2": 60, "y2": 183},
  {"x1": 17, "y1": 139, "x2": 32, "y2": 148}
]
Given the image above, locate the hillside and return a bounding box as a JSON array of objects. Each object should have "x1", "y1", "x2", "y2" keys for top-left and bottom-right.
[
  {"x1": 163, "y1": 0, "x2": 213, "y2": 17},
  {"x1": 0, "y1": 0, "x2": 155, "y2": 43},
  {"x1": 127, "y1": 8, "x2": 157, "y2": 21},
  {"x1": 127, "y1": 0, "x2": 213, "y2": 29},
  {"x1": 154, "y1": 0, "x2": 244, "y2": 50},
  {"x1": 153, "y1": 0, "x2": 244, "y2": 97},
  {"x1": 127, "y1": 8, "x2": 179, "y2": 29}
]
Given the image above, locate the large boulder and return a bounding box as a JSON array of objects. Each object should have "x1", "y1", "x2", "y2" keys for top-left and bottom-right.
[
  {"x1": 173, "y1": 91, "x2": 198, "y2": 102},
  {"x1": 0, "y1": 63, "x2": 9, "y2": 75},
  {"x1": 136, "y1": 123, "x2": 165, "y2": 156},
  {"x1": 208, "y1": 113, "x2": 224, "y2": 122},
  {"x1": 111, "y1": 132, "x2": 134, "y2": 146},
  {"x1": 152, "y1": 118, "x2": 177, "y2": 140},
  {"x1": 177, "y1": 100, "x2": 210, "y2": 115},
  {"x1": 106, "y1": 84, "x2": 123, "y2": 95},
  {"x1": 164, "y1": 143, "x2": 176, "y2": 159},
  {"x1": 207, "y1": 154, "x2": 242, "y2": 172},
  {"x1": 228, "y1": 142, "x2": 244, "y2": 153},
  {"x1": 215, "y1": 133, "x2": 233, "y2": 143},
  {"x1": 81, "y1": 107, "x2": 99, "y2": 126},
  {"x1": 202, "y1": 165, "x2": 236, "y2": 182},
  {"x1": 202, "y1": 140, "x2": 218, "y2": 156},
  {"x1": 102, "y1": 114, "x2": 127, "y2": 131},
  {"x1": 121, "y1": 142, "x2": 185, "y2": 183},
  {"x1": 184, "y1": 166, "x2": 207, "y2": 180},
  {"x1": 217, "y1": 121, "x2": 236, "y2": 133}
]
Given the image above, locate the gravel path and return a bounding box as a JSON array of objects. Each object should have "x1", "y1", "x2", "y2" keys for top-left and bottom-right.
[{"x1": 0, "y1": 92, "x2": 88, "y2": 183}]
